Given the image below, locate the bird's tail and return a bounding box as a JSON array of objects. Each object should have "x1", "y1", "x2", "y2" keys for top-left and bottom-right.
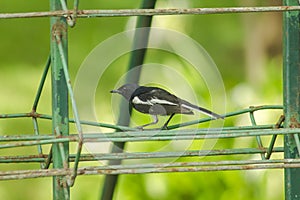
[{"x1": 181, "y1": 100, "x2": 224, "y2": 119}]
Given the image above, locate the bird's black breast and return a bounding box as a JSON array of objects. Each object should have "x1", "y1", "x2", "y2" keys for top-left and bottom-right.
[{"x1": 129, "y1": 86, "x2": 193, "y2": 115}]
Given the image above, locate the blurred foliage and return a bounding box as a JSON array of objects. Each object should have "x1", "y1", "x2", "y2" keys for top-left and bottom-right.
[{"x1": 0, "y1": 0, "x2": 284, "y2": 200}]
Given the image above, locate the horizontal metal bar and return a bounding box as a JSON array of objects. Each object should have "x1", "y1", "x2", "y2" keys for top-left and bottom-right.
[
  {"x1": 76, "y1": 147, "x2": 284, "y2": 161},
  {"x1": 0, "y1": 147, "x2": 284, "y2": 163},
  {"x1": 83, "y1": 128, "x2": 300, "y2": 143},
  {"x1": 1, "y1": 128, "x2": 299, "y2": 147},
  {"x1": 0, "y1": 112, "x2": 137, "y2": 131},
  {"x1": 0, "y1": 137, "x2": 77, "y2": 149},
  {"x1": 0, "y1": 113, "x2": 33, "y2": 118},
  {"x1": 0, "y1": 127, "x2": 296, "y2": 142},
  {"x1": 3, "y1": 158, "x2": 298, "y2": 173},
  {"x1": 0, "y1": 6, "x2": 300, "y2": 19},
  {"x1": 83, "y1": 158, "x2": 300, "y2": 170},
  {"x1": 78, "y1": 163, "x2": 300, "y2": 175},
  {"x1": 1, "y1": 159, "x2": 300, "y2": 180},
  {"x1": 0, "y1": 125, "x2": 279, "y2": 141}
]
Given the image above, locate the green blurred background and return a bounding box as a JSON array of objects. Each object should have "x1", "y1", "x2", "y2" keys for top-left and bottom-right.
[{"x1": 0, "y1": 0, "x2": 284, "y2": 199}]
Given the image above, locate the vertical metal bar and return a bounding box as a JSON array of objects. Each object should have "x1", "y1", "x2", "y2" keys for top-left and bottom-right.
[
  {"x1": 100, "y1": 1, "x2": 157, "y2": 200},
  {"x1": 55, "y1": 33, "x2": 84, "y2": 186},
  {"x1": 50, "y1": 0, "x2": 70, "y2": 199},
  {"x1": 283, "y1": 0, "x2": 300, "y2": 199},
  {"x1": 72, "y1": 0, "x2": 79, "y2": 26}
]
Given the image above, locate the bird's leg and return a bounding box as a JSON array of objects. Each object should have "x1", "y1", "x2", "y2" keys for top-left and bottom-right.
[
  {"x1": 136, "y1": 115, "x2": 159, "y2": 130},
  {"x1": 161, "y1": 113, "x2": 175, "y2": 130}
]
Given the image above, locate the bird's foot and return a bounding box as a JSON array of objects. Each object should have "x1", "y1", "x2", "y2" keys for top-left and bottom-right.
[
  {"x1": 160, "y1": 125, "x2": 169, "y2": 130},
  {"x1": 135, "y1": 126, "x2": 144, "y2": 131}
]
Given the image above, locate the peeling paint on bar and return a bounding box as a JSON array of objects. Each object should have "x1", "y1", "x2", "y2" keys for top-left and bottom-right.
[{"x1": 0, "y1": 6, "x2": 300, "y2": 19}]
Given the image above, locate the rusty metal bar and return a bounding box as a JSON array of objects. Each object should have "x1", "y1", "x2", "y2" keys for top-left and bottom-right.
[
  {"x1": 50, "y1": 0, "x2": 70, "y2": 198},
  {"x1": 1, "y1": 6, "x2": 300, "y2": 19},
  {"x1": 0, "y1": 137, "x2": 73, "y2": 149},
  {"x1": 1, "y1": 159, "x2": 300, "y2": 181},
  {"x1": 283, "y1": 0, "x2": 300, "y2": 199},
  {"x1": 0, "y1": 112, "x2": 137, "y2": 131},
  {"x1": 1, "y1": 128, "x2": 300, "y2": 149},
  {"x1": 0, "y1": 124, "x2": 279, "y2": 142},
  {"x1": 70, "y1": 0, "x2": 79, "y2": 27},
  {"x1": 55, "y1": 31, "x2": 84, "y2": 186},
  {"x1": 58, "y1": 0, "x2": 76, "y2": 27},
  {"x1": 0, "y1": 147, "x2": 284, "y2": 164}
]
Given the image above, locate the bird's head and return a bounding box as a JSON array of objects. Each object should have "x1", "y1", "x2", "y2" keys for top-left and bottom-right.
[{"x1": 110, "y1": 83, "x2": 139, "y2": 100}]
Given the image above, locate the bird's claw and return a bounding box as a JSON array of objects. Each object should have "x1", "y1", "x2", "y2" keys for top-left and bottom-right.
[
  {"x1": 135, "y1": 126, "x2": 144, "y2": 131},
  {"x1": 160, "y1": 125, "x2": 169, "y2": 130}
]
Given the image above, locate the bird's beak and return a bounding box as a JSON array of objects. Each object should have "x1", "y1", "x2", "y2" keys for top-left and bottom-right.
[{"x1": 110, "y1": 89, "x2": 119, "y2": 94}]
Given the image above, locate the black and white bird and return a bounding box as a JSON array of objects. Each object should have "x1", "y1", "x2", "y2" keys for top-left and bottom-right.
[{"x1": 111, "y1": 83, "x2": 223, "y2": 129}]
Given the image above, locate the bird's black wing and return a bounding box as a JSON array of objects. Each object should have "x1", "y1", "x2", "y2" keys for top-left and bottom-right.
[{"x1": 130, "y1": 86, "x2": 193, "y2": 115}]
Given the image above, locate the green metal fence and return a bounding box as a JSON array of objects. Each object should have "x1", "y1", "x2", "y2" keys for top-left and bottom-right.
[{"x1": 0, "y1": 1, "x2": 300, "y2": 200}]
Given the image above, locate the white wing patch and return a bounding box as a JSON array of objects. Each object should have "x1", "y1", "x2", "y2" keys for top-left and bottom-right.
[
  {"x1": 181, "y1": 104, "x2": 194, "y2": 110},
  {"x1": 132, "y1": 96, "x2": 153, "y2": 105},
  {"x1": 132, "y1": 96, "x2": 177, "y2": 106},
  {"x1": 149, "y1": 98, "x2": 177, "y2": 105}
]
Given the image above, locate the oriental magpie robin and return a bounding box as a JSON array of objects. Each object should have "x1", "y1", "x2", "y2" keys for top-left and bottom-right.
[{"x1": 111, "y1": 83, "x2": 223, "y2": 129}]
